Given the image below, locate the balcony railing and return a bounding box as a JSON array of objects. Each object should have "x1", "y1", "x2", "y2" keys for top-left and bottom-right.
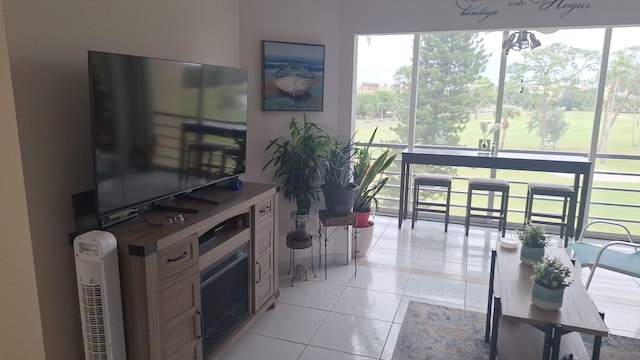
[{"x1": 359, "y1": 143, "x2": 640, "y2": 240}]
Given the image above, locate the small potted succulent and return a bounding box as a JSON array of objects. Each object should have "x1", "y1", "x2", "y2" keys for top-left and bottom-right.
[
  {"x1": 519, "y1": 222, "x2": 550, "y2": 265},
  {"x1": 531, "y1": 256, "x2": 573, "y2": 311}
]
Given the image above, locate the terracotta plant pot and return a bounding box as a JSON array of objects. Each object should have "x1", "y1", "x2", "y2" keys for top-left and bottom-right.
[{"x1": 354, "y1": 211, "x2": 371, "y2": 228}]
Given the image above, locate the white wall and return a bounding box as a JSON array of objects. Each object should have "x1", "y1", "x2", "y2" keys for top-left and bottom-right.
[
  {"x1": 239, "y1": 0, "x2": 344, "y2": 264},
  {"x1": 3, "y1": 0, "x2": 640, "y2": 358},
  {"x1": 0, "y1": 2, "x2": 46, "y2": 359},
  {"x1": 2, "y1": 1, "x2": 241, "y2": 359}
]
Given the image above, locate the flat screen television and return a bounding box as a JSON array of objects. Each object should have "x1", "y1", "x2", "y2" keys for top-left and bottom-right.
[{"x1": 89, "y1": 51, "x2": 248, "y2": 226}]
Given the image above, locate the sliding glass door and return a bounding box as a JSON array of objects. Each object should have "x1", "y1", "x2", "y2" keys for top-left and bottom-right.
[{"x1": 355, "y1": 27, "x2": 640, "y2": 235}]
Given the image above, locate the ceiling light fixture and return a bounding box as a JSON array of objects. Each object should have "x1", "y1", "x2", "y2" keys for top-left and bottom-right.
[
  {"x1": 529, "y1": 33, "x2": 542, "y2": 49},
  {"x1": 502, "y1": 30, "x2": 542, "y2": 55}
]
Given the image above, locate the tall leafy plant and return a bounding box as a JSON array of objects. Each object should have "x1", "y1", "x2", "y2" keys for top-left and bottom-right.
[
  {"x1": 353, "y1": 128, "x2": 397, "y2": 213},
  {"x1": 263, "y1": 115, "x2": 333, "y2": 214}
]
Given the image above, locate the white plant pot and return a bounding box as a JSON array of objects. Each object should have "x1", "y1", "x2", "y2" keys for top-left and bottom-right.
[
  {"x1": 353, "y1": 221, "x2": 374, "y2": 258},
  {"x1": 520, "y1": 245, "x2": 545, "y2": 266},
  {"x1": 531, "y1": 282, "x2": 565, "y2": 311}
]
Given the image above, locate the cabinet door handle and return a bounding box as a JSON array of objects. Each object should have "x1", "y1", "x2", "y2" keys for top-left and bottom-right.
[
  {"x1": 195, "y1": 310, "x2": 203, "y2": 339},
  {"x1": 256, "y1": 261, "x2": 262, "y2": 283},
  {"x1": 260, "y1": 206, "x2": 271, "y2": 214},
  {"x1": 167, "y1": 251, "x2": 188, "y2": 262}
]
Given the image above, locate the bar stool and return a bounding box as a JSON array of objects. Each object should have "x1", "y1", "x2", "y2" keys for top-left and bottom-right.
[
  {"x1": 465, "y1": 178, "x2": 510, "y2": 237},
  {"x1": 524, "y1": 182, "x2": 576, "y2": 247},
  {"x1": 186, "y1": 142, "x2": 227, "y2": 177},
  {"x1": 412, "y1": 174, "x2": 453, "y2": 231}
]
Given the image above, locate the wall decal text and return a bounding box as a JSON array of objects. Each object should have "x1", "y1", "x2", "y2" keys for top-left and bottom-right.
[{"x1": 454, "y1": 0, "x2": 592, "y2": 23}]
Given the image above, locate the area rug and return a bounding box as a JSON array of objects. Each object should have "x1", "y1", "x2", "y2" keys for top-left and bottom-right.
[
  {"x1": 392, "y1": 301, "x2": 640, "y2": 360},
  {"x1": 582, "y1": 333, "x2": 640, "y2": 359},
  {"x1": 392, "y1": 301, "x2": 489, "y2": 360}
]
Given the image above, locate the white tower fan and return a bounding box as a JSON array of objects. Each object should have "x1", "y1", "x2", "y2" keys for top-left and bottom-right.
[{"x1": 74, "y1": 230, "x2": 127, "y2": 360}]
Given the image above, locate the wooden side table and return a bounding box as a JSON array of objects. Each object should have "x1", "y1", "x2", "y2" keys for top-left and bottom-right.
[
  {"x1": 485, "y1": 244, "x2": 608, "y2": 360},
  {"x1": 286, "y1": 233, "x2": 316, "y2": 287},
  {"x1": 318, "y1": 210, "x2": 358, "y2": 280}
]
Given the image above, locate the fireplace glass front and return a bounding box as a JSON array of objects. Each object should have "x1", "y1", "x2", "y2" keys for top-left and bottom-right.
[{"x1": 200, "y1": 242, "x2": 249, "y2": 358}]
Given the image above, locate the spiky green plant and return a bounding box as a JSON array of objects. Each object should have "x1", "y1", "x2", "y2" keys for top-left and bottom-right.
[
  {"x1": 353, "y1": 128, "x2": 397, "y2": 213},
  {"x1": 322, "y1": 138, "x2": 356, "y2": 190}
]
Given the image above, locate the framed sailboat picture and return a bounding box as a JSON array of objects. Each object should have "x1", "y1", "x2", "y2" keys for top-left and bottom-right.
[{"x1": 262, "y1": 40, "x2": 325, "y2": 111}]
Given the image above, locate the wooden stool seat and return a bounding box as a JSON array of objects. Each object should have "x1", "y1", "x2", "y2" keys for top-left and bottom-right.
[
  {"x1": 412, "y1": 174, "x2": 453, "y2": 231},
  {"x1": 465, "y1": 178, "x2": 510, "y2": 237}
]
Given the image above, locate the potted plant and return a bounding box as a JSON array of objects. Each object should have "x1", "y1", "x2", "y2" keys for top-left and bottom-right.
[
  {"x1": 321, "y1": 139, "x2": 358, "y2": 216},
  {"x1": 351, "y1": 128, "x2": 397, "y2": 257},
  {"x1": 519, "y1": 222, "x2": 550, "y2": 265},
  {"x1": 263, "y1": 114, "x2": 333, "y2": 241},
  {"x1": 531, "y1": 256, "x2": 573, "y2": 311},
  {"x1": 479, "y1": 121, "x2": 500, "y2": 151}
]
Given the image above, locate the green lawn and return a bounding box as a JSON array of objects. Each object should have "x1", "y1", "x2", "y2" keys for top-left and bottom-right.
[
  {"x1": 355, "y1": 111, "x2": 640, "y2": 234},
  {"x1": 356, "y1": 110, "x2": 640, "y2": 155}
]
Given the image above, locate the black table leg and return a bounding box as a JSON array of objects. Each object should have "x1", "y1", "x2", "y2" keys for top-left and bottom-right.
[
  {"x1": 485, "y1": 250, "x2": 496, "y2": 343},
  {"x1": 489, "y1": 297, "x2": 501, "y2": 360},
  {"x1": 551, "y1": 326, "x2": 562, "y2": 360},
  {"x1": 398, "y1": 160, "x2": 408, "y2": 228},
  {"x1": 290, "y1": 247, "x2": 295, "y2": 287},
  {"x1": 575, "y1": 170, "x2": 591, "y2": 239},
  {"x1": 542, "y1": 326, "x2": 553, "y2": 360},
  {"x1": 592, "y1": 312, "x2": 605, "y2": 360}
]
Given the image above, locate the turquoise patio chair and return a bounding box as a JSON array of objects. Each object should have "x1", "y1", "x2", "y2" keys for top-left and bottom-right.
[{"x1": 570, "y1": 221, "x2": 640, "y2": 290}]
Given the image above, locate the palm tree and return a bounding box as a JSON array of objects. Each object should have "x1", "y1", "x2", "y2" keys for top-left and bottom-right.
[{"x1": 499, "y1": 105, "x2": 521, "y2": 149}]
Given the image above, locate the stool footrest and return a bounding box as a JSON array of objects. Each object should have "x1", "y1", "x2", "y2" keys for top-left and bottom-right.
[
  {"x1": 416, "y1": 201, "x2": 449, "y2": 207},
  {"x1": 529, "y1": 212, "x2": 565, "y2": 220},
  {"x1": 469, "y1": 214, "x2": 504, "y2": 221},
  {"x1": 528, "y1": 219, "x2": 567, "y2": 227},
  {"x1": 415, "y1": 208, "x2": 448, "y2": 215},
  {"x1": 468, "y1": 206, "x2": 503, "y2": 213}
]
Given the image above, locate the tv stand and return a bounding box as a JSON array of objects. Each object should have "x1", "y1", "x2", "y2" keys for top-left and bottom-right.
[
  {"x1": 150, "y1": 204, "x2": 199, "y2": 214},
  {"x1": 178, "y1": 192, "x2": 220, "y2": 205},
  {"x1": 106, "y1": 182, "x2": 277, "y2": 360}
]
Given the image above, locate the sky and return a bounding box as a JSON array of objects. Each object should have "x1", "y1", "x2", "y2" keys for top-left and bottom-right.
[{"x1": 356, "y1": 27, "x2": 640, "y2": 85}]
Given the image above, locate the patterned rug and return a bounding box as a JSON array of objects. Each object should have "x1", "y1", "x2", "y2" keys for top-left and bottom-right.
[
  {"x1": 392, "y1": 302, "x2": 488, "y2": 360},
  {"x1": 392, "y1": 301, "x2": 640, "y2": 360},
  {"x1": 582, "y1": 333, "x2": 640, "y2": 359}
]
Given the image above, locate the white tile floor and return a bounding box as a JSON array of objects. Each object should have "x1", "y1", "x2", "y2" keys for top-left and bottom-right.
[{"x1": 221, "y1": 216, "x2": 640, "y2": 360}]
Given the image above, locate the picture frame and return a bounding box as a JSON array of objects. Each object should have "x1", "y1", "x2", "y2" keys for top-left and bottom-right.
[{"x1": 262, "y1": 40, "x2": 325, "y2": 111}]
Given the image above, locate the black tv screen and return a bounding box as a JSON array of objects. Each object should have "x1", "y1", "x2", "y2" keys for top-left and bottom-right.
[{"x1": 89, "y1": 51, "x2": 248, "y2": 223}]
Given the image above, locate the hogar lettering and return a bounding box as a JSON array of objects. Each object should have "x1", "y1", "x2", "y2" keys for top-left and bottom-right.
[{"x1": 531, "y1": 0, "x2": 591, "y2": 18}]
